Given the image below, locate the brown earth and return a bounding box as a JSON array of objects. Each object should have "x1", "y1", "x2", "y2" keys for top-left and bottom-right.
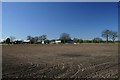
[{"x1": 2, "y1": 44, "x2": 119, "y2": 79}]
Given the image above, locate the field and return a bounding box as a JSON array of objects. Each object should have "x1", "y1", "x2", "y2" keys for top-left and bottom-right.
[{"x1": 2, "y1": 44, "x2": 119, "y2": 79}]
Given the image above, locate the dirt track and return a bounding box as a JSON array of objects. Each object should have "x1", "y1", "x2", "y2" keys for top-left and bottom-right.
[{"x1": 2, "y1": 44, "x2": 119, "y2": 79}]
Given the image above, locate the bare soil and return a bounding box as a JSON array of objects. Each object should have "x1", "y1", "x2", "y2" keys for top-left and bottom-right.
[{"x1": 2, "y1": 44, "x2": 119, "y2": 79}]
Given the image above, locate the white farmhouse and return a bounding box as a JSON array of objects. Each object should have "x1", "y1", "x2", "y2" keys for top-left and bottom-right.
[
  {"x1": 23, "y1": 40, "x2": 30, "y2": 44},
  {"x1": 0, "y1": 39, "x2": 4, "y2": 43},
  {"x1": 55, "y1": 40, "x2": 61, "y2": 44},
  {"x1": 13, "y1": 39, "x2": 22, "y2": 42},
  {"x1": 23, "y1": 40, "x2": 30, "y2": 42},
  {"x1": 42, "y1": 40, "x2": 45, "y2": 44},
  {"x1": 0, "y1": 39, "x2": 4, "y2": 42}
]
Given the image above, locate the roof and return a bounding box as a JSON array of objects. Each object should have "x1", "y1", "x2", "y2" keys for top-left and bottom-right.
[{"x1": 23, "y1": 40, "x2": 30, "y2": 42}]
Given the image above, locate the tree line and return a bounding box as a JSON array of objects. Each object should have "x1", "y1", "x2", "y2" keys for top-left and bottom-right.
[{"x1": 2, "y1": 29, "x2": 119, "y2": 44}]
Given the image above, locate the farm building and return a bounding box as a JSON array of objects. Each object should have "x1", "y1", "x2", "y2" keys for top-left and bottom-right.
[
  {"x1": 0, "y1": 39, "x2": 4, "y2": 43},
  {"x1": 14, "y1": 40, "x2": 23, "y2": 44},
  {"x1": 42, "y1": 40, "x2": 45, "y2": 44},
  {"x1": 50, "y1": 40, "x2": 61, "y2": 44},
  {"x1": 23, "y1": 40, "x2": 30, "y2": 44},
  {"x1": 13, "y1": 39, "x2": 23, "y2": 44},
  {"x1": 55, "y1": 40, "x2": 61, "y2": 44}
]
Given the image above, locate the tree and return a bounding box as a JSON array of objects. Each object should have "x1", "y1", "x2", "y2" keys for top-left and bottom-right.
[
  {"x1": 30, "y1": 37, "x2": 39, "y2": 44},
  {"x1": 79, "y1": 39, "x2": 83, "y2": 43},
  {"x1": 73, "y1": 38, "x2": 80, "y2": 43},
  {"x1": 110, "y1": 31, "x2": 118, "y2": 43},
  {"x1": 27, "y1": 35, "x2": 47, "y2": 44},
  {"x1": 31, "y1": 37, "x2": 35, "y2": 44},
  {"x1": 38, "y1": 36, "x2": 42, "y2": 41},
  {"x1": 34, "y1": 36, "x2": 39, "y2": 44},
  {"x1": 38, "y1": 35, "x2": 47, "y2": 44},
  {"x1": 27, "y1": 36, "x2": 32, "y2": 40},
  {"x1": 27, "y1": 36, "x2": 33, "y2": 44},
  {"x1": 44, "y1": 40, "x2": 50, "y2": 44},
  {"x1": 83, "y1": 40, "x2": 92, "y2": 43},
  {"x1": 39, "y1": 35, "x2": 47, "y2": 41},
  {"x1": 41, "y1": 35, "x2": 47, "y2": 41},
  {"x1": 93, "y1": 37, "x2": 103, "y2": 43},
  {"x1": 101, "y1": 29, "x2": 112, "y2": 43},
  {"x1": 59, "y1": 33, "x2": 71, "y2": 43},
  {"x1": 6, "y1": 38, "x2": 10, "y2": 44},
  {"x1": 10, "y1": 36, "x2": 16, "y2": 42}
]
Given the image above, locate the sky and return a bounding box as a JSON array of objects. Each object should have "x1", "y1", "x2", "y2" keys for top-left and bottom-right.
[
  {"x1": 2, "y1": 2, "x2": 118, "y2": 40},
  {"x1": 1, "y1": 0, "x2": 120, "y2": 2}
]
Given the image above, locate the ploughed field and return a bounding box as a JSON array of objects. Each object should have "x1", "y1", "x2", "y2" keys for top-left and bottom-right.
[{"x1": 2, "y1": 44, "x2": 118, "y2": 79}]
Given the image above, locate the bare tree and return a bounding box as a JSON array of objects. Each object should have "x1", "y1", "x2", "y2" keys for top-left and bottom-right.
[
  {"x1": 41, "y1": 35, "x2": 47, "y2": 40},
  {"x1": 6, "y1": 38, "x2": 10, "y2": 44},
  {"x1": 27, "y1": 35, "x2": 47, "y2": 44},
  {"x1": 93, "y1": 37, "x2": 103, "y2": 43},
  {"x1": 34, "y1": 36, "x2": 39, "y2": 43},
  {"x1": 10, "y1": 36, "x2": 16, "y2": 42},
  {"x1": 73, "y1": 38, "x2": 80, "y2": 43},
  {"x1": 110, "y1": 31, "x2": 118, "y2": 43},
  {"x1": 102, "y1": 29, "x2": 112, "y2": 43},
  {"x1": 39, "y1": 35, "x2": 47, "y2": 41},
  {"x1": 27, "y1": 36, "x2": 32, "y2": 40},
  {"x1": 59, "y1": 33, "x2": 71, "y2": 43},
  {"x1": 27, "y1": 36, "x2": 33, "y2": 44}
]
